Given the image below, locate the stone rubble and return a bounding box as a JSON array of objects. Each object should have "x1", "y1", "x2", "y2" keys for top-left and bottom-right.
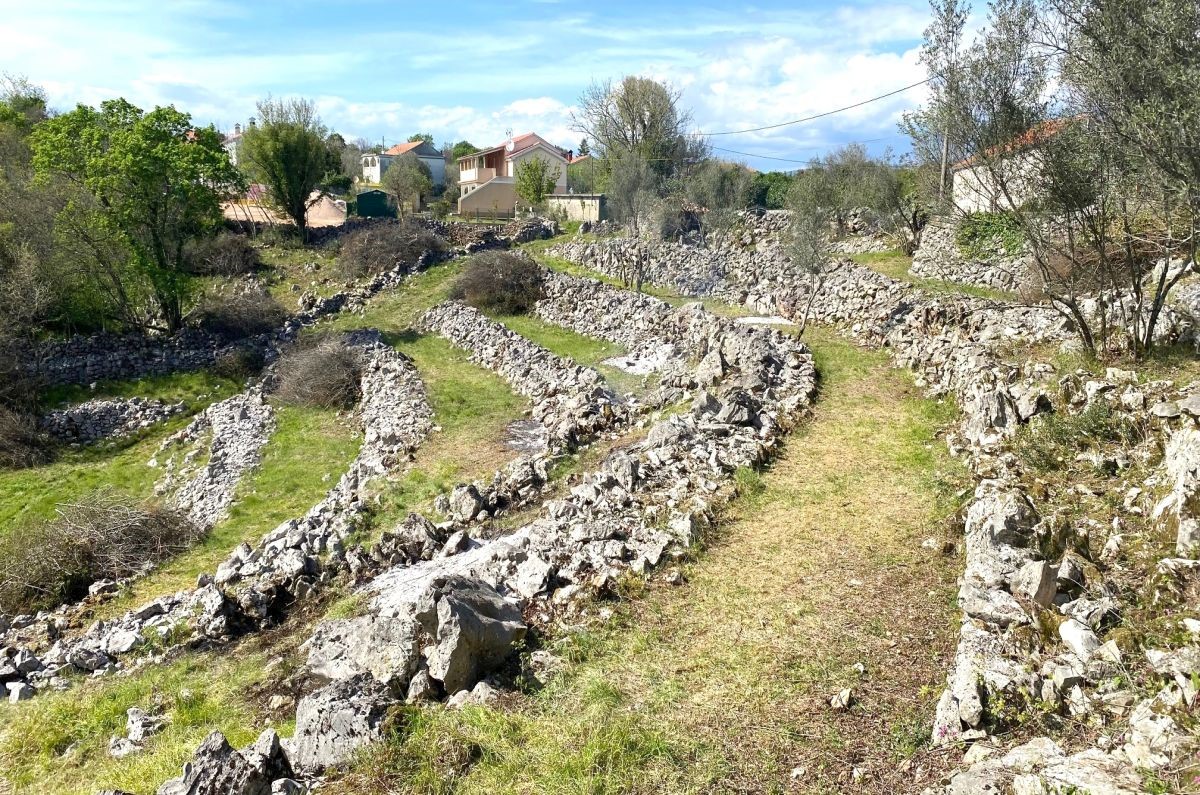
[
  {"x1": 38, "y1": 397, "x2": 188, "y2": 444},
  {"x1": 152, "y1": 389, "x2": 276, "y2": 530},
  {"x1": 0, "y1": 331, "x2": 434, "y2": 703},
  {"x1": 552, "y1": 215, "x2": 1200, "y2": 793},
  {"x1": 911, "y1": 214, "x2": 1034, "y2": 293}
]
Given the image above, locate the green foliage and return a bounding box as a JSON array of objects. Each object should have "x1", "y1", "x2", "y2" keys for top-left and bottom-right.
[
  {"x1": 29, "y1": 99, "x2": 241, "y2": 332},
  {"x1": 239, "y1": 97, "x2": 330, "y2": 238},
  {"x1": 450, "y1": 140, "x2": 479, "y2": 160},
  {"x1": 407, "y1": 133, "x2": 434, "y2": 145},
  {"x1": 451, "y1": 251, "x2": 544, "y2": 315},
  {"x1": 955, "y1": 211, "x2": 1025, "y2": 258},
  {"x1": 380, "y1": 152, "x2": 432, "y2": 216},
  {"x1": 1013, "y1": 401, "x2": 1147, "y2": 473},
  {"x1": 513, "y1": 156, "x2": 560, "y2": 210},
  {"x1": 750, "y1": 171, "x2": 794, "y2": 209},
  {"x1": 679, "y1": 159, "x2": 752, "y2": 246}
]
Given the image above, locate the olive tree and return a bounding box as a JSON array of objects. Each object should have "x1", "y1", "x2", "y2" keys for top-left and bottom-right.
[
  {"x1": 381, "y1": 152, "x2": 432, "y2": 217},
  {"x1": 606, "y1": 151, "x2": 662, "y2": 291},
  {"x1": 682, "y1": 158, "x2": 752, "y2": 248},
  {"x1": 906, "y1": 0, "x2": 1198, "y2": 356}
]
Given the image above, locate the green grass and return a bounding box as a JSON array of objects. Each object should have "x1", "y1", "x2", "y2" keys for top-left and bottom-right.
[
  {"x1": 92, "y1": 404, "x2": 361, "y2": 619},
  {"x1": 1, "y1": 372, "x2": 243, "y2": 536},
  {"x1": 359, "y1": 332, "x2": 528, "y2": 533},
  {"x1": 39, "y1": 370, "x2": 238, "y2": 412},
  {"x1": 326, "y1": 259, "x2": 466, "y2": 336},
  {"x1": 256, "y1": 239, "x2": 343, "y2": 303},
  {"x1": 0, "y1": 645, "x2": 290, "y2": 795},
  {"x1": 326, "y1": 325, "x2": 968, "y2": 795},
  {"x1": 851, "y1": 249, "x2": 1019, "y2": 303}
]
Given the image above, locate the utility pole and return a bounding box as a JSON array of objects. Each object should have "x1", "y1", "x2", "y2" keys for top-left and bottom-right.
[{"x1": 939, "y1": 129, "x2": 950, "y2": 200}]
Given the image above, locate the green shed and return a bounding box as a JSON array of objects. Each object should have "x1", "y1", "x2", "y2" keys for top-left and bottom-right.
[{"x1": 355, "y1": 189, "x2": 394, "y2": 218}]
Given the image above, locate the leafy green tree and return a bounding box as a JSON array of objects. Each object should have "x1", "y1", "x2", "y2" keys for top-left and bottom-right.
[
  {"x1": 239, "y1": 97, "x2": 330, "y2": 240},
  {"x1": 578, "y1": 138, "x2": 590, "y2": 157},
  {"x1": 514, "y1": 156, "x2": 560, "y2": 211},
  {"x1": 29, "y1": 99, "x2": 240, "y2": 332},
  {"x1": 381, "y1": 152, "x2": 432, "y2": 217},
  {"x1": 750, "y1": 171, "x2": 795, "y2": 210},
  {"x1": 451, "y1": 140, "x2": 479, "y2": 160},
  {"x1": 408, "y1": 133, "x2": 434, "y2": 146}
]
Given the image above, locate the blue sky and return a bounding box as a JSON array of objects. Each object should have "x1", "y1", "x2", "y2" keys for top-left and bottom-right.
[{"x1": 0, "y1": 0, "x2": 933, "y2": 171}]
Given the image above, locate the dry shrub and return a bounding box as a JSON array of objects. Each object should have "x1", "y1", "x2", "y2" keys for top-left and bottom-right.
[
  {"x1": 450, "y1": 251, "x2": 545, "y2": 315},
  {"x1": 193, "y1": 288, "x2": 288, "y2": 339},
  {"x1": 212, "y1": 345, "x2": 266, "y2": 380},
  {"x1": 185, "y1": 233, "x2": 261, "y2": 276},
  {"x1": 273, "y1": 335, "x2": 363, "y2": 409},
  {"x1": 338, "y1": 220, "x2": 448, "y2": 279},
  {"x1": 0, "y1": 406, "x2": 52, "y2": 469},
  {"x1": 0, "y1": 492, "x2": 201, "y2": 614}
]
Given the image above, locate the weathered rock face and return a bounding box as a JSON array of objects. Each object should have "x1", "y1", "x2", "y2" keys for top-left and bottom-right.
[
  {"x1": 1153, "y1": 428, "x2": 1200, "y2": 557},
  {"x1": 39, "y1": 397, "x2": 188, "y2": 444},
  {"x1": 415, "y1": 575, "x2": 527, "y2": 696},
  {"x1": 153, "y1": 390, "x2": 275, "y2": 530},
  {"x1": 157, "y1": 729, "x2": 292, "y2": 795},
  {"x1": 286, "y1": 674, "x2": 394, "y2": 775}
]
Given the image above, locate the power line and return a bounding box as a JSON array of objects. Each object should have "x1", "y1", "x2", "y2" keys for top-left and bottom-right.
[
  {"x1": 710, "y1": 136, "x2": 901, "y2": 164},
  {"x1": 694, "y1": 77, "x2": 932, "y2": 137}
]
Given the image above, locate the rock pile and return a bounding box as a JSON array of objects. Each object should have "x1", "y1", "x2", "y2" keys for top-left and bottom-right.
[
  {"x1": 152, "y1": 390, "x2": 275, "y2": 530},
  {"x1": 420, "y1": 301, "x2": 629, "y2": 449},
  {"x1": 0, "y1": 331, "x2": 434, "y2": 702},
  {"x1": 911, "y1": 215, "x2": 1034, "y2": 293},
  {"x1": 38, "y1": 397, "x2": 188, "y2": 444}
]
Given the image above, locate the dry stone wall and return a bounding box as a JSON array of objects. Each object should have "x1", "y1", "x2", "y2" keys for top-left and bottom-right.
[
  {"x1": 151, "y1": 390, "x2": 276, "y2": 530},
  {"x1": 911, "y1": 214, "x2": 1034, "y2": 293},
  {"x1": 38, "y1": 397, "x2": 188, "y2": 444},
  {"x1": 420, "y1": 301, "x2": 629, "y2": 450},
  {"x1": 0, "y1": 331, "x2": 434, "y2": 702},
  {"x1": 552, "y1": 221, "x2": 1200, "y2": 793},
  {"x1": 167, "y1": 273, "x2": 821, "y2": 783}
]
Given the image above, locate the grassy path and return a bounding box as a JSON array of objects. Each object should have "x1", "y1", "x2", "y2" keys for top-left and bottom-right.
[{"x1": 332, "y1": 327, "x2": 968, "y2": 795}]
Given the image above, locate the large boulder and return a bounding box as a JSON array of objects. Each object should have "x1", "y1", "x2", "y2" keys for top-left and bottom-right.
[
  {"x1": 414, "y1": 575, "x2": 527, "y2": 695},
  {"x1": 305, "y1": 614, "x2": 420, "y2": 688},
  {"x1": 286, "y1": 674, "x2": 394, "y2": 775},
  {"x1": 157, "y1": 729, "x2": 290, "y2": 795}
]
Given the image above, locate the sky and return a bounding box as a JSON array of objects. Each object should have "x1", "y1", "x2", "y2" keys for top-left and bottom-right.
[{"x1": 0, "y1": 0, "x2": 934, "y2": 172}]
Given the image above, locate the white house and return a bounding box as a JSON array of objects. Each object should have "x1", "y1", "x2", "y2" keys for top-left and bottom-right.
[
  {"x1": 223, "y1": 122, "x2": 248, "y2": 166},
  {"x1": 361, "y1": 140, "x2": 446, "y2": 187},
  {"x1": 456, "y1": 132, "x2": 569, "y2": 215},
  {"x1": 951, "y1": 118, "x2": 1073, "y2": 213}
]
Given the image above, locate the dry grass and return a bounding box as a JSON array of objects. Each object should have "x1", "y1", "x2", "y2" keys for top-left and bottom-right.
[{"x1": 330, "y1": 327, "x2": 969, "y2": 794}]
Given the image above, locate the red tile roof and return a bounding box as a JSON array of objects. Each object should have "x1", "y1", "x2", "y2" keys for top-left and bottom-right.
[
  {"x1": 383, "y1": 140, "x2": 425, "y2": 156},
  {"x1": 953, "y1": 117, "x2": 1076, "y2": 170}
]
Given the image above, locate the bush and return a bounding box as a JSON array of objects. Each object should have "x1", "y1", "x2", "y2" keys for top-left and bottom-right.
[
  {"x1": 0, "y1": 492, "x2": 200, "y2": 614},
  {"x1": 338, "y1": 220, "x2": 448, "y2": 280},
  {"x1": 956, "y1": 211, "x2": 1026, "y2": 259},
  {"x1": 1013, "y1": 400, "x2": 1147, "y2": 473},
  {"x1": 272, "y1": 335, "x2": 363, "y2": 409},
  {"x1": 450, "y1": 251, "x2": 545, "y2": 315},
  {"x1": 192, "y1": 288, "x2": 288, "y2": 339},
  {"x1": 212, "y1": 345, "x2": 266, "y2": 380},
  {"x1": 0, "y1": 406, "x2": 52, "y2": 469},
  {"x1": 185, "y1": 233, "x2": 261, "y2": 276}
]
